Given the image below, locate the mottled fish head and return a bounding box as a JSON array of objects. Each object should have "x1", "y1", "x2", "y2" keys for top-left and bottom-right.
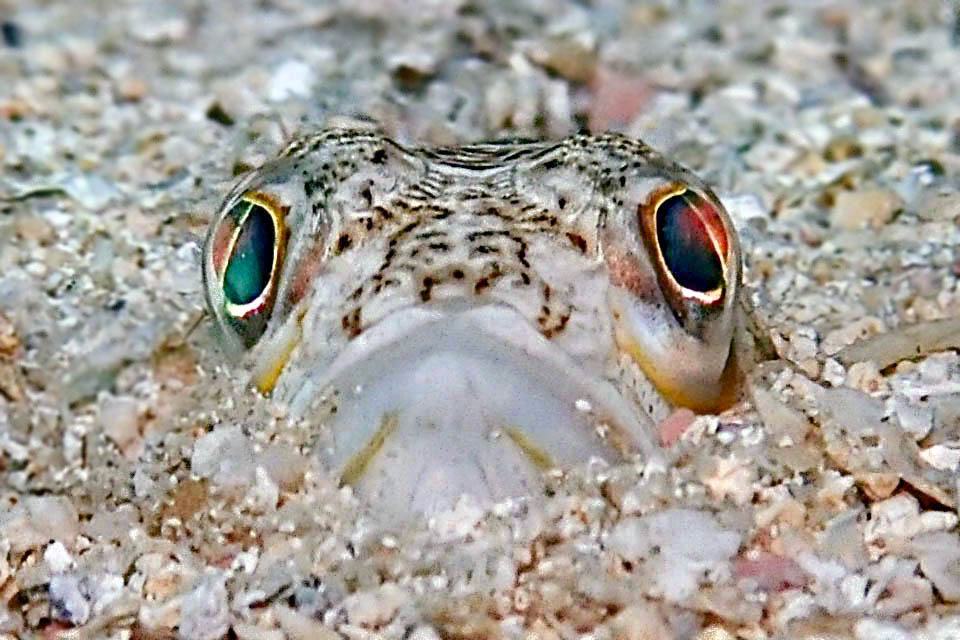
[{"x1": 203, "y1": 129, "x2": 741, "y2": 518}]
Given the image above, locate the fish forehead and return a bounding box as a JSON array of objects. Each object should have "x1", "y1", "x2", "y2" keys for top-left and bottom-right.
[
  {"x1": 272, "y1": 130, "x2": 691, "y2": 332},
  {"x1": 280, "y1": 128, "x2": 663, "y2": 167}
]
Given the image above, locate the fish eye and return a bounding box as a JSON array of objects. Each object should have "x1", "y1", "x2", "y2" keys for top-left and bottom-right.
[
  {"x1": 208, "y1": 192, "x2": 286, "y2": 347},
  {"x1": 655, "y1": 189, "x2": 727, "y2": 299},
  {"x1": 640, "y1": 185, "x2": 731, "y2": 318}
]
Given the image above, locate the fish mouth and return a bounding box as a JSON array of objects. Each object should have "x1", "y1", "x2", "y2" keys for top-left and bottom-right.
[{"x1": 281, "y1": 304, "x2": 660, "y2": 519}]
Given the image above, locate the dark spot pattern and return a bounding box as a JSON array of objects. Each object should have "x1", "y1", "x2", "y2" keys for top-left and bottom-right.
[{"x1": 259, "y1": 129, "x2": 694, "y2": 344}]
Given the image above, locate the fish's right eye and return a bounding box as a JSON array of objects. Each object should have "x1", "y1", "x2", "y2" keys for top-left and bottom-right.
[{"x1": 206, "y1": 192, "x2": 288, "y2": 348}]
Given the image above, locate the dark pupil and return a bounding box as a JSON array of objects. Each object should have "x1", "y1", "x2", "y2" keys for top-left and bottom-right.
[
  {"x1": 223, "y1": 203, "x2": 275, "y2": 305},
  {"x1": 656, "y1": 192, "x2": 724, "y2": 293}
]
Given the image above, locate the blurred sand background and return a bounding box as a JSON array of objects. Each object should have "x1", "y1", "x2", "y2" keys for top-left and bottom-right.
[{"x1": 1, "y1": 1, "x2": 960, "y2": 638}]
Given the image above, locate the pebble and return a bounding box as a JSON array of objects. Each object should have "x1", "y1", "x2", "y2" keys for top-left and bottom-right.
[
  {"x1": 48, "y1": 575, "x2": 93, "y2": 625},
  {"x1": 912, "y1": 533, "x2": 960, "y2": 602},
  {"x1": 831, "y1": 188, "x2": 905, "y2": 230},
  {"x1": 875, "y1": 574, "x2": 934, "y2": 617},
  {"x1": 428, "y1": 495, "x2": 485, "y2": 541},
  {"x1": 918, "y1": 443, "x2": 960, "y2": 472},
  {"x1": 117, "y1": 76, "x2": 148, "y2": 101},
  {"x1": 527, "y1": 36, "x2": 597, "y2": 84},
  {"x1": 734, "y1": 550, "x2": 808, "y2": 592},
  {"x1": 821, "y1": 316, "x2": 886, "y2": 356},
  {"x1": 128, "y1": 6, "x2": 189, "y2": 43},
  {"x1": 821, "y1": 357, "x2": 847, "y2": 387},
  {"x1": 13, "y1": 214, "x2": 55, "y2": 245},
  {"x1": 721, "y1": 193, "x2": 769, "y2": 222},
  {"x1": 916, "y1": 191, "x2": 960, "y2": 221},
  {"x1": 388, "y1": 50, "x2": 438, "y2": 88},
  {"x1": 588, "y1": 66, "x2": 651, "y2": 131},
  {"x1": 0, "y1": 311, "x2": 23, "y2": 401},
  {"x1": 658, "y1": 408, "x2": 697, "y2": 447},
  {"x1": 179, "y1": 576, "x2": 230, "y2": 640},
  {"x1": 275, "y1": 606, "x2": 342, "y2": 640},
  {"x1": 864, "y1": 494, "x2": 959, "y2": 543},
  {"x1": 846, "y1": 360, "x2": 887, "y2": 395},
  {"x1": 44, "y1": 541, "x2": 74, "y2": 573},
  {"x1": 753, "y1": 386, "x2": 810, "y2": 443},
  {"x1": 244, "y1": 466, "x2": 280, "y2": 513},
  {"x1": 1, "y1": 20, "x2": 22, "y2": 47},
  {"x1": 49, "y1": 573, "x2": 123, "y2": 626},
  {"x1": 191, "y1": 425, "x2": 256, "y2": 491},
  {"x1": 702, "y1": 456, "x2": 755, "y2": 505},
  {"x1": 342, "y1": 583, "x2": 410, "y2": 628},
  {"x1": 543, "y1": 79, "x2": 574, "y2": 137},
  {"x1": 891, "y1": 395, "x2": 933, "y2": 440},
  {"x1": 406, "y1": 626, "x2": 442, "y2": 640},
  {"x1": 856, "y1": 472, "x2": 900, "y2": 502},
  {"x1": 99, "y1": 393, "x2": 142, "y2": 458},
  {"x1": 139, "y1": 553, "x2": 196, "y2": 601},
  {"x1": 233, "y1": 623, "x2": 285, "y2": 640},
  {"x1": 58, "y1": 172, "x2": 121, "y2": 210},
  {"x1": 607, "y1": 601, "x2": 674, "y2": 640},
  {"x1": 485, "y1": 76, "x2": 515, "y2": 131},
  {"x1": 139, "y1": 595, "x2": 184, "y2": 634},
  {"x1": 823, "y1": 135, "x2": 863, "y2": 162},
  {"x1": 854, "y1": 618, "x2": 912, "y2": 640},
  {"x1": 835, "y1": 318, "x2": 960, "y2": 370},
  {"x1": 606, "y1": 509, "x2": 741, "y2": 602},
  {"x1": 0, "y1": 495, "x2": 80, "y2": 554},
  {"x1": 774, "y1": 591, "x2": 818, "y2": 630},
  {"x1": 258, "y1": 444, "x2": 308, "y2": 491},
  {"x1": 268, "y1": 59, "x2": 316, "y2": 102}
]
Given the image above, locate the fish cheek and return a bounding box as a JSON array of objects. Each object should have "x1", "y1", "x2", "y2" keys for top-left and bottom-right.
[
  {"x1": 603, "y1": 243, "x2": 662, "y2": 303},
  {"x1": 602, "y1": 243, "x2": 678, "y2": 394},
  {"x1": 601, "y1": 225, "x2": 737, "y2": 413},
  {"x1": 287, "y1": 242, "x2": 329, "y2": 308}
]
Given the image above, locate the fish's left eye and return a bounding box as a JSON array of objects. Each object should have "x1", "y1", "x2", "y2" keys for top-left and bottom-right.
[
  {"x1": 639, "y1": 185, "x2": 732, "y2": 321},
  {"x1": 207, "y1": 192, "x2": 287, "y2": 347},
  {"x1": 654, "y1": 189, "x2": 727, "y2": 301}
]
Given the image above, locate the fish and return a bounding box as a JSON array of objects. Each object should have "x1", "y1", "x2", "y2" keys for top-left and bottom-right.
[{"x1": 202, "y1": 129, "x2": 741, "y2": 519}]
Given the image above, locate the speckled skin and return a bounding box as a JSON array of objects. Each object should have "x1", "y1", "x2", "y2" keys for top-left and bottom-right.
[{"x1": 203, "y1": 128, "x2": 741, "y2": 516}]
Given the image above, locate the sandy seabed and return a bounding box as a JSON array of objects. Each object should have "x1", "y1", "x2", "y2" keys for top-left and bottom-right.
[{"x1": 2, "y1": 1, "x2": 960, "y2": 638}]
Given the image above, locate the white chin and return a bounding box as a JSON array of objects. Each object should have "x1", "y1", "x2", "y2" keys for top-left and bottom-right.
[{"x1": 286, "y1": 304, "x2": 659, "y2": 519}]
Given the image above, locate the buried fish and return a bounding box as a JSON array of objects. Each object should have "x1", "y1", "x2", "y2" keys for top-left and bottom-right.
[{"x1": 203, "y1": 129, "x2": 742, "y2": 518}]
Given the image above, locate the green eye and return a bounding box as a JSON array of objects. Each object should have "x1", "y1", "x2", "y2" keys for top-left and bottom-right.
[
  {"x1": 207, "y1": 192, "x2": 286, "y2": 348},
  {"x1": 224, "y1": 202, "x2": 276, "y2": 305}
]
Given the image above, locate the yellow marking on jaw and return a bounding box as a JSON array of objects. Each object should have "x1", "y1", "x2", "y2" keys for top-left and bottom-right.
[
  {"x1": 611, "y1": 310, "x2": 737, "y2": 413},
  {"x1": 504, "y1": 428, "x2": 554, "y2": 471},
  {"x1": 252, "y1": 310, "x2": 304, "y2": 394},
  {"x1": 340, "y1": 413, "x2": 399, "y2": 486}
]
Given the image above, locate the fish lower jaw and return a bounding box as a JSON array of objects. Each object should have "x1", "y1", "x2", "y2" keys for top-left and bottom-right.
[{"x1": 282, "y1": 304, "x2": 659, "y2": 518}]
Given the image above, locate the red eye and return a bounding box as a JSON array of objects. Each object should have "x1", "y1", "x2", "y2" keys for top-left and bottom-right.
[{"x1": 655, "y1": 190, "x2": 727, "y2": 298}]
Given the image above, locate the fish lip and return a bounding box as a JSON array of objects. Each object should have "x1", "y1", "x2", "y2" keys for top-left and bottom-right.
[{"x1": 280, "y1": 302, "x2": 660, "y2": 461}]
